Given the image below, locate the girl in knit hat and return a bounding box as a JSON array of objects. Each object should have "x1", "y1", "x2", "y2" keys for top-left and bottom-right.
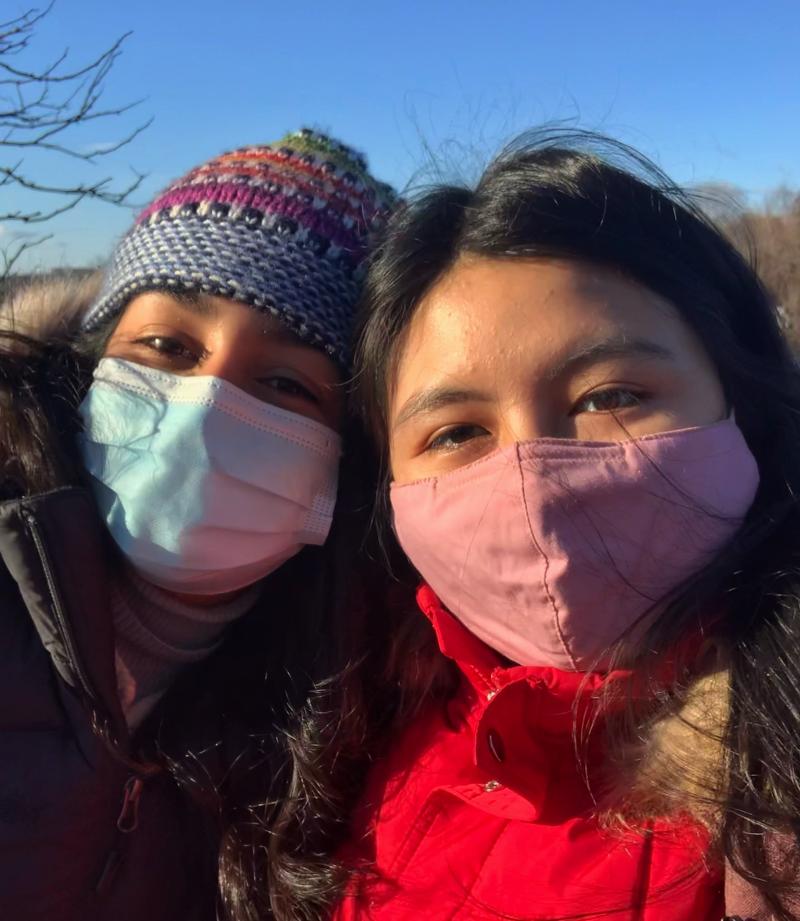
[{"x1": 0, "y1": 129, "x2": 394, "y2": 921}]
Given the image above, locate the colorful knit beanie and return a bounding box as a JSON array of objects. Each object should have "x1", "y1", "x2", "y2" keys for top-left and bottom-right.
[{"x1": 82, "y1": 129, "x2": 396, "y2": 367}]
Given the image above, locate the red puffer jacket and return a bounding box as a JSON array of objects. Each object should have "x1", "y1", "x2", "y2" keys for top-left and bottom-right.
[{"x1": 334, "y1": 585, "x2": 724, "y2": 921}]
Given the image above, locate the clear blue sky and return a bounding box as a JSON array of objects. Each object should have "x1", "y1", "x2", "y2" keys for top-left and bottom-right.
[{"x1": 3, "y1": 0, "x2": 799, "y2": 270}]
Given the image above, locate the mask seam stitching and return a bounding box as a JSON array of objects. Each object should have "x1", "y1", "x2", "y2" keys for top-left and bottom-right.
[
  {"x1": 94, "y1": 360, "x2": 338, "y2": 440},
  {"x1": 515, "y1": 421, "x2": 730, "y2": 451},
  {"x1": 390, "y1": 457, "x2": 516, "y2": 491},
  {"x1": 299, "y1": 492, "x2": 337, "y2": 538},
  {"x1": 516, "y1": 444, "x2": 578, "y2": 671},
  {"x1": 88, "y1": 380, "x2": 339, "y2": 460},
  {"x1": 392, "y1": 422, "x2": 737, "y2": 490}
]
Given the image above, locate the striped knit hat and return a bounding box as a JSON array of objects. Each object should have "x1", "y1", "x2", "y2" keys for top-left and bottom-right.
[{"x1": 83, "y1": 129, "x2": 396, "y2": 367}]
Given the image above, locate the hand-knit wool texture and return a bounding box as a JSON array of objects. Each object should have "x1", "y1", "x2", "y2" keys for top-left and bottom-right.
[{"x1": 82, "y1": 129, "x2": 396, "y2": 367}]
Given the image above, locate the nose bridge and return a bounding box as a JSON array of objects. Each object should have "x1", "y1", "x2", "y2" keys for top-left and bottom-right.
[
  {"x1": 198, "y1": 322, "x2": 253, "y2": 388},
  {"x1": 498, "y1": 396, "x2": 548, "y2": 446}
]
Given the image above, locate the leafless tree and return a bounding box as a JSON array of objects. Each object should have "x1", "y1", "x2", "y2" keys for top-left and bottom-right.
[
  {"x1": 741, "y1": 189, "x2": 800, "y2": 346},
  {"x1": 691, "y1": 180, "x2": 800, "y2": 350},
  {"x1": 0, "y1": 2, "x2": 150, "y2": 275}
]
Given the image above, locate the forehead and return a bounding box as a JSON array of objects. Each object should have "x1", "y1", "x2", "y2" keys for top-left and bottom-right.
[
  {"x1": 390, "y1": 256, "x2": 695, "y2": 406},
  {"x1": 121, "y1": 291, "x2": 299, "y2": 338},
  {"x1": 414, "y1": 256, "x2": 676, "y2": 335},
  {"x1": 403, "y1": 257, "x2": 681, "y2": 359}
]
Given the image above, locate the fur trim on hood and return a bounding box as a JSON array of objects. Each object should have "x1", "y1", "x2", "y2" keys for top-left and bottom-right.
[
  {"x1": 604, "y1": 662, "x2": 731, "y2": 831},
  {"x1": 604, "y1": 662, "x2": 800, "y2": 919},
  {"x1": 0, "y1": 271, "x2": 102, "y2": 342}
]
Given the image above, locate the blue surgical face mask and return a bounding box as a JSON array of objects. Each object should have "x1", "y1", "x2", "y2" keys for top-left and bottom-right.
[{"x1": 78, "y1": 358, "x2": 341, "y2": 595}]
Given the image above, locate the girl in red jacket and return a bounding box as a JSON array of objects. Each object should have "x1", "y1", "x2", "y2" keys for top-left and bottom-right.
[{"x1": 321, "y1": 135, "x2": 800, "y2": 921}]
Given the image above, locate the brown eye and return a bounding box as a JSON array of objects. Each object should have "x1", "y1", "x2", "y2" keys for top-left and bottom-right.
[
  {"x1": 261, "y1": 375, "x2": 320, "y2": 405},
  {"x1": 572, "y1": 388, "x2": 643, "y2": 415},
  {"x1": 426, "y1": 424, "x2": 489, "y2": 452},
  {"x1": 135, "y1": 336, "x2": 198, "y2": 361}
]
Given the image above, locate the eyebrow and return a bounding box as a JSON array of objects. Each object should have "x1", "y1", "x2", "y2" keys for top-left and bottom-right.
[
  {"x1": 393, "y1": 387, "x2": 493, "y2": 430},
  {"x1": 168, "y1": 292, "x2": 313, "y2": 349},
  {"x1": 392, "y1": 337, "x2": 675, "y2": 431},
  {"x1": 165, "y1": 290, "x2": 219, "y2": 317},
  {"x1": 544, "y1": 336, "x2": 675, "y2": 381}
]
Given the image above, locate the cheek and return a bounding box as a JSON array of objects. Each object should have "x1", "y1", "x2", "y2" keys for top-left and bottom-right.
[
  {"x1": 662, "y1": 315, "x2": 728, "y2": 423},
  {"x1": 386, "y1": 426, "x2": 424, "y2": 486},
  {"x1": 102, "y1": 333, "x2": 137, "y2": 361},
  {"x1": 653, "y1": 366, "x2": 728, "y2": 435},
  {"x1": 677, "y1": 352, "x2": 728, "y2": 426},
  {"x1": 697, "y1": 373, "x2": 727, "y2": 420},
  {"x1": 387, "y1": 439, "x2": 409, "y2": 484}
]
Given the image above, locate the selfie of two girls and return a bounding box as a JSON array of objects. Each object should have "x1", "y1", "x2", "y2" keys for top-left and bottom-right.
[{"x1": 1, "y1": 131, "x2": 798, "y2": 921}]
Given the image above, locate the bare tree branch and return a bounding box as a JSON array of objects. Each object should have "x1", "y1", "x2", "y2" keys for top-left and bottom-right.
[
  {"x1": 0, "y1": 233, "x2": 52, "y2": 277},
  {"x1": 1, "y1": 2, "x2": 150, "y2": 277}
]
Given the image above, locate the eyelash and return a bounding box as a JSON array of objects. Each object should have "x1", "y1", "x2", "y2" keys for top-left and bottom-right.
[
  {"x1": 261, "y1": 376, "x2": 320, "y2": 405},
  {"x1": 135, "y1": 335, "x2": 200, "y2": 362},
  {"x1": 134, "y1": 337, "x2": 318, "y2": 402},
  {"x1": 426, "y1": 424, "x2": 489, "y2": 453},
  {"x1": 423, "y1": 387, "x2": 647, "y2": 453},
  {"x1": 570, "y1": 385, "x2": 646, "y2": 415}
]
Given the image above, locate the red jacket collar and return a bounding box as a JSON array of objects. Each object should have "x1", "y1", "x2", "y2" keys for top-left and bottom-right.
[
  {"x1": 415, "y1": 584, "x2": 620, "y2": 813},
  {"x1": 416, "y1": 583, "x2": 498, "y2": 675},
  {"x1": 410, "y1": 584, "x2": 717, "y2": 821},
  {"x1": 416, "y1": 582, "x2": 628, "y2": 701}
]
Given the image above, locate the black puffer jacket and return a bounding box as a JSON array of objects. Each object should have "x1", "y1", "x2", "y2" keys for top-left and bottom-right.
[
  {"x1": 0, "y1": 485, "x2": 216, "y2": 920},
  {"x1": 0, "y1": 274, "x2": 375, "y2": 921}
]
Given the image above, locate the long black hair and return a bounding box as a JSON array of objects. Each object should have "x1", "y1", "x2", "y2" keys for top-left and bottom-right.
[
  {"x1": 0, "y1": 277, "x2": 396, "y2": 921},
  {"x1": 351, "y1": 131, "x2": 800, "y2": 919}
]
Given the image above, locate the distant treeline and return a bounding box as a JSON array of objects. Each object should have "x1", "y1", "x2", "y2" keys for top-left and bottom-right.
[
  {"x1": 695, "y1": 182, "x2": 800, "y2": 346},
  {"x1": 721, "y1": 188, "x2": 800, "y2": 347}
]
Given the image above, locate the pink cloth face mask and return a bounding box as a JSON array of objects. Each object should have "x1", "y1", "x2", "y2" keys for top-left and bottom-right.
[{"x1": 390, "y1": 419, "x2": 760, "y2": 671}]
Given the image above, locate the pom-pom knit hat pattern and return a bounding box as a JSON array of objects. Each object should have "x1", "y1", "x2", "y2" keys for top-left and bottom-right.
[{"x1": 82, "y1": 129, "x2": 397, "y2": 367}]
